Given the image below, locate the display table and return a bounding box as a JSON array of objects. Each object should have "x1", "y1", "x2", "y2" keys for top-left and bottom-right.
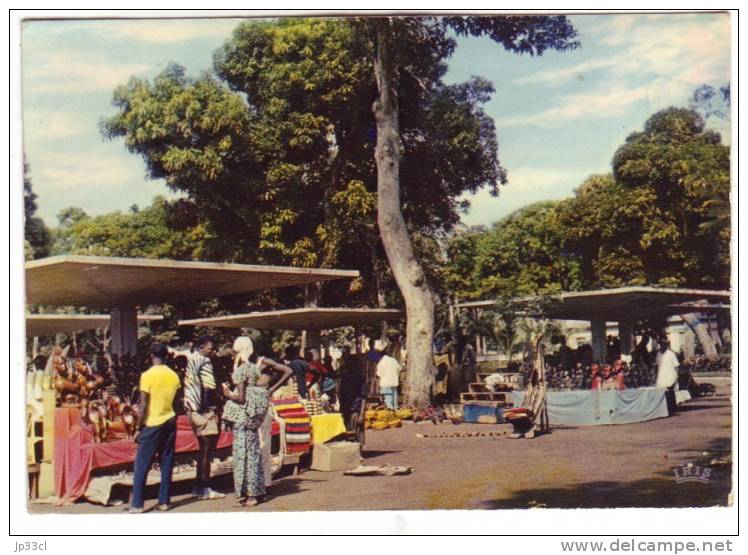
[
  {"x1": 54, "y1": 403, "x2": 339, "y2": 504},
  {"x1": 508, "y1": 387, "x2": 669, "y2": 427},
  {"x1": 310, "y1": 413, "x2": 346, "y2": 444},
  {"x1": 53, "y1": 409, "x2": 234, "y2": 504}
]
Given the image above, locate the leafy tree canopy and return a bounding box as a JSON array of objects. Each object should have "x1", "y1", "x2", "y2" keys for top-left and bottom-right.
[
  {"x1": 445, "y1": 202, "x2": 582, "y2": 301},
  {"x1": 100, "y1": 17, "x2": 511, "y2": 307},
  {"x1": 446, "y1": 107, "x2": 730, "y2": 301},
  {"x1": 51, "y1": 196, "x2": 210, "y2": 260}
]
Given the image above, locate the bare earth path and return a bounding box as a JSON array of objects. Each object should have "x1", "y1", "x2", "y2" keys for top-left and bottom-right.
[{"x1": 31, "y1": 380, "x2": 732, "y2": 514}]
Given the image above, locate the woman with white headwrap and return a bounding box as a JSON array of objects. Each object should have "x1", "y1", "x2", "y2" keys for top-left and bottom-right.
[
  {"x1": 222, "y1": 336, "x2": 292, "y2": 505},
  {"x1": 233, "y1": 336, "x2": 254, "y2": 370}
]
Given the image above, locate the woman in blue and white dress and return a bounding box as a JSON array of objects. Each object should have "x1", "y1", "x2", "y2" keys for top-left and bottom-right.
[{"x1": 222, "y1": 337, "x2": 291, "y2": 506}]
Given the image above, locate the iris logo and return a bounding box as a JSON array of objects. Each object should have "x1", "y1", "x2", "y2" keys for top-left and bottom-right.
[{"x1": 673, "y1": 462, "x2": 712, "y2": 484}]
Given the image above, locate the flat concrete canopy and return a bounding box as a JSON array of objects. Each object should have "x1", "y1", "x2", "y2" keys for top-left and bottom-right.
[
  {"x1": 26, "y1": 314, "x2": 163, "y2": 336},
  {"x1": 25, "y1": 255, "x2": 359, "y2": 307},
  {"x1": 179, "y1": 307, "x2": 402, "y2": 330},
  {"x1": 454, "y1": 286, "x2": 731, "y2": 321}
]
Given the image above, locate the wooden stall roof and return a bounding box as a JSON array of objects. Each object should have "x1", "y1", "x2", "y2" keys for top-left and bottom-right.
[
  {"x1": 454, "y1": 286, "x2": 731, "y2": 321},
  {"x1": 25, "y1": 255, "x2": 359, "y2": 306},
  {"x1": 179, "y1": 307, "x2": 403, "y2": 330},
  {"x1": 26, "y1": 314, "x2": 163, "y2": 336}
]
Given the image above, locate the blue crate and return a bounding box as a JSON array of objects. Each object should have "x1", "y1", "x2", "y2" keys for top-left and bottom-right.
[{"x1": 463, "y1": 403, "x2": 503, "y2": 424}]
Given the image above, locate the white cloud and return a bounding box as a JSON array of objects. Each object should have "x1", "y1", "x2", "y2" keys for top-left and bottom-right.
[
  {"x1": 501, "y1": 14, "x2": 730, "y2": 129},
  {"x1": 512, "y1": 57, "x2": 615, "y2": 86},
  {"x1": 23, "y1": 109, "x2": 84, "y2": 142},
  {"x1": 80, "y1": 18, "x2": 242, "y2": 44},
  {"x1": 23, "y1": 52, "x2": 150, "y2": 95},
  {"x1": 461, "y1": 166, "x2": 592, "y2": 226},
  {"x1": 498, "y1": 84, "x2": 651, "y2": 128},
  {"x1": 35, "y1": 153, "x2": 146, "y2": 192}
]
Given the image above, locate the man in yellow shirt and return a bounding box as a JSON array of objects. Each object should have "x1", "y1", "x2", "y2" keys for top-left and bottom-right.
[{"x1": 130, "y1": 342, "x2": 181, "y2": 513}]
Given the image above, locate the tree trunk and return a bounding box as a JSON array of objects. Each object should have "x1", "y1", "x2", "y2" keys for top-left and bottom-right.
[
  {"x1": 681, "y1": 311, "x2": 718, "y2": 358},
  {"x1": 371, "y1": 247, "x2": 389, "y2": 341},
  {"x1": 372, "y1": 20, "x2": 435, "y2": 409}
]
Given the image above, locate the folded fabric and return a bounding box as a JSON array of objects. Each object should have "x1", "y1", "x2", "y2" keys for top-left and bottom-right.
[
  {"x1": 285, "y1": 433, "x2": 311, "y2": 443},
  {"x1": 283, "y1": 416, "x2": 311, "y2": 424},
  {"x1": 503, "y1": 408, "x2": 530, "y2": 416},
  {"x1": 273, "y1": 397, "x2": 312, "y2": 454},
  {"x1": 285, "y1": 423, "x2": 311, "y2": 433},
  {"x1": 504, "y1": 410, "x2": 533, "y2": 421}
]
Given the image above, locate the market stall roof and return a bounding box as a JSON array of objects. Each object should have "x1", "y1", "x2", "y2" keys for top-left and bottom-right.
[
  {"x1": 26, "y1": 314, "x2": 163, "y2": 336},
  {"x1": 179, "y1": 307, "x2": 403, "y2": 330},
  {"x1": 25, "y1": 255, "x2": 359, "y2": 306},
  {"x1": 454, "y1": 286, "x2": 731, "y2": 322}
]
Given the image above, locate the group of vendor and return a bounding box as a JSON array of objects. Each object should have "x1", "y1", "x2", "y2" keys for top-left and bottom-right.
[{"x1": 548, "y1": 333, "x2": 682, "y2": 410}]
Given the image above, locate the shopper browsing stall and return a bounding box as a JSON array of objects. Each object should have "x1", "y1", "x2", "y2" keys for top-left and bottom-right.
[
  {"x1": 376, "y1": 346, "x2": 402, "y2": 410},
  {"x1": 129, "y1": 343, "x2": 180, "y2": 513},
  {"x1": 285, "y1": 345, "x2": 310, "y2": 399},
  {"x1": 183, "y1": 335, "x2": 225, "y2": 500}
]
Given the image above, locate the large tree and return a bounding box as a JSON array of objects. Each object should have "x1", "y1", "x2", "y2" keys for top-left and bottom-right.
[
  {"x1": 363, "y1": 16, "x2": 578, "y2": 406},
  {"x1": 557, "y1": 108, "x2": 730, "y2": 290},
  {"x1": 102, "y1": 18, "x2": 505, "y2": 317}
]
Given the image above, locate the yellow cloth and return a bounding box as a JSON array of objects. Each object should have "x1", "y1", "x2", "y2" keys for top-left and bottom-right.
[
  {"x1": 310, "y1": 413, "x2": 347, "y2": 444},
  {"x1": 140, "y1": 364, "x2": 180, "y2": 427},
  {"x1": 283, "y1": 417, "x2": 311, "y2": 424},
  {"x1": 278, "y1": 403, "x2": 304, "y2": 411}
]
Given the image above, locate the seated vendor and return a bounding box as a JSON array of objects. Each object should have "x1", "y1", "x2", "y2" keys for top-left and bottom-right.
[
  {"x1": 601, "y1": 364, "x2": 617, "y2": 390},
  {"x1": 590, "y1": 364, "x2": 602, "y2": 390},
  {"x1": 612, "y1": 359, "x2": 626, "y2": 390}
]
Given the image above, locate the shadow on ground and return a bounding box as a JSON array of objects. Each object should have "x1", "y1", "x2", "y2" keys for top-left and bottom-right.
[{"x1": 481, "y1": 437, "x2": 732, "y2": 510}]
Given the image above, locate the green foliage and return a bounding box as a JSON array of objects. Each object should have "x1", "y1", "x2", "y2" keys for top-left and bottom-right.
[
  {"x1": 23, "y1": 161, "x2": 51, "y2": 259},
  {"x1": 608, "y1": 107, "x2": 729, "y2": 288},
  {"x1": 51, "y1": 197, "x2": 211, "y2": 260},
  {"x1": 445, "y1": 202, "x2": 582, "y2": 301},
  {"x1": 458, "y1": 296, "x2": 561, "y2": 361},
  {"x1": 444, "y1": 15, "x2": 579, "y2": 55},
  {"x1": 444, "y1": 107, "x2": 730, "y2": 301}
]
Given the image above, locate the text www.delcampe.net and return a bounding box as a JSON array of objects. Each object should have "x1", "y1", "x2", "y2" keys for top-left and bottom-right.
[{"x1": 560, "y1": 539, "x2": 734, "y2": 554}]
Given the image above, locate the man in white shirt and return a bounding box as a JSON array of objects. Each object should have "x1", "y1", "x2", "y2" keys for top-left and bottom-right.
[
  {"x1": 376, "y1": 350, "x2": 402, "y2": 410},
  {"x1": 655, "y1": 338, "x2": 679, "y2": 414}
]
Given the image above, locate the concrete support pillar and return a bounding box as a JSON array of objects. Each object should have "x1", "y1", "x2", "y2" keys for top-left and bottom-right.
[
  {"x1": 473, "y1": 309, "x2": 483, "y2": 356},
  {"x1": 590, "y1": 319, "x2": 606, "y2": 364},
  {"x1": 110, "y1": 305, "x2": 138, "y2": 356},
  {"x1": 683, "y1": 330, "x2": 696, "y2": 359},
  {"x1": 304, "y1": 329, "x2": 322, "y2": 354},
  {"x1": 618, "y1": 321, "x2": 635, "y2": 355}
]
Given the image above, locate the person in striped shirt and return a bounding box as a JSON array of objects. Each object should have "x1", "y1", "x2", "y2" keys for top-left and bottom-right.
[{"x1": 183, "y1": 335, "x2": 226, "y2": 500}]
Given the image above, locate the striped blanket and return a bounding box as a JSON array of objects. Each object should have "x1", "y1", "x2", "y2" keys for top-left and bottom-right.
[{"x1": 272, "y1": 398, "x2": 311, "y2": 454}]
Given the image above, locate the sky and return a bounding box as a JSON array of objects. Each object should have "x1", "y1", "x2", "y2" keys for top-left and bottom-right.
[{"x1": 21, "y1": 13, "x2": 731, "y2": 229}]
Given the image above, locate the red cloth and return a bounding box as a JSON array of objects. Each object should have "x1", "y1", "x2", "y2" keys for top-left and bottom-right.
[
  {"x1": 54, "y1": 410, "x2": 234, "y2": 504},
  {"x1": 306, "y1": 360, "x2": 327, "y2": 385}
]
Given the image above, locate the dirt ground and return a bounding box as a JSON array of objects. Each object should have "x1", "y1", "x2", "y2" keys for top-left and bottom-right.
[{"x1": 30, "y1": 378, "x2": 732, "y2": 513}]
